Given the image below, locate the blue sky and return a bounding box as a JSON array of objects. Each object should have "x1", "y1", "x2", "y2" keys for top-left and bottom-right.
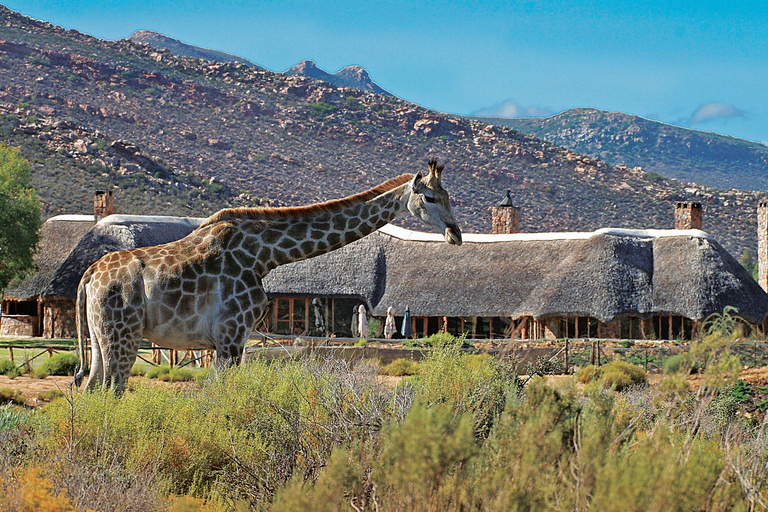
[{"x1": 6, "y1": 0, "x2": 768, "y2": 144}]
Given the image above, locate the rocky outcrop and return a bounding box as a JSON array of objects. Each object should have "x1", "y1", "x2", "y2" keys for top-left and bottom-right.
[
  {"x1": 128, "y1": 30, "x2": 261, "y2": 68},
  {"x1": 285, "y1": 60, "x2": 391, "y2": 95}
]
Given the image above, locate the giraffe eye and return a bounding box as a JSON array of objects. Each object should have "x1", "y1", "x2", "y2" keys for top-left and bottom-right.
[{"x1": 423, "y1": 194, "x2": 436, "y2": 204}]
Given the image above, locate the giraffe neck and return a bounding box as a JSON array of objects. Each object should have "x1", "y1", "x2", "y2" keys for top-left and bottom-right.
[{"x1": 254, "y1": 181, "x2": 412, "y2": 271}]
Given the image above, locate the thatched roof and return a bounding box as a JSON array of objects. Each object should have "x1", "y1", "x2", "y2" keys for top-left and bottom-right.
[
  {"x1": 4, "y1": 215, "x2": 94, "y2": 301},
  {"x1": 265, "y1": 225, "x2": 768, "y2": 324},
  {"x1": 4, "y1": 214, "x2": 203, "y2": 300},
  {"x1": 7, "y1": 214, "x2": 767, "y2": 324}
]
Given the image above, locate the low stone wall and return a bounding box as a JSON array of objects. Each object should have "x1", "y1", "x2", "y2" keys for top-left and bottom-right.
[
  {"x1": 244, "y1": 345, "x2": 428, "y2": 365},
  {"x1": 243, "y1": 344, "x2": 567, "y2": 373},
  {"x1": 0, "y1": 315, "x2": 38, "y2": 337}
]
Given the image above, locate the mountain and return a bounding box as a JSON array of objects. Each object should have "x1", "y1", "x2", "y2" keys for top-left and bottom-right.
[
  {"x1": 128, "y1": 31, "x2": 389, "y2": 96},
  {"x1": 128, "y1": 30, "x2": 262, "y2": 68},
  {"x1": 284, "y1": 60, "x2": 391, "y2": 95},
  {"x1": 0, "y1": 4, "x2": 763, "y2": 261},
  {"x1": 472, "y1": 108, "x2": 768, "y2": 192}
]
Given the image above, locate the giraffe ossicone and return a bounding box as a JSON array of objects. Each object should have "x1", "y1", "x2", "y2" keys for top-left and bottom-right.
[{"x1": 74, "y1": 159, "x2": 462, "y2": 392}]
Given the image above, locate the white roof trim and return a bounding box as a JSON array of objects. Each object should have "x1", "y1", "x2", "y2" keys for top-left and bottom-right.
[
  {"x1": 97, "y1": 214, "x2": 207, "y2": 228},
  {"x1": 46, "y1": 214, "x2": 95, "y2": 222},
  {"x1": 377, "y1": 224, "x2": 714, "y2": 243}
]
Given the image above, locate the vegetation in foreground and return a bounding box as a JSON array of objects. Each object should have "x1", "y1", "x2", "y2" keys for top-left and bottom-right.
[{"x1": 0, "y1": 327, "x2": 765, "y2": 511}]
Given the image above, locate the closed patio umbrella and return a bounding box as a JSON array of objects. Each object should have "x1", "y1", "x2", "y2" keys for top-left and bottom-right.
[{"x1": 401, "y1": 306, "x2": 414, "y2": 338}]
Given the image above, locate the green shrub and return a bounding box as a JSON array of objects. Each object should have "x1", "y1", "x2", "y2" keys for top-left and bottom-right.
[
  {"x1": 415, "y1": 344, "x2": 515, "y2": 437},
  {"x1": 600, "y1": 360, "x2": 646, "y2": 391},
  {"x1": 578, "y1": 360, "x2": 646, "y2": 391},
  {"x1": 578, "y1": 364, "x2": 600, "y2": 384},
  {"x1": 0, "y1": 359, "x2": 16, "y2": 374},
  {"x1": 145, "y1": 365, "x2": 199, "y2": 382},
  {"x1": 0, "y1": 387, "x2": 24, "y2": 405},
  {"x1": 381, "y1": 358, "x2": 419, "y2": 377},
  {"x1": 424, "y1": 332, "x2": 470, "y2": 348},
  {"x1": 663, "y1": 354, "x2": 688, "y2": 374},
  {"x1": 130, "y1": 365, "x2": 147, "y2": 377},
  {"x1": 29, "y1": 367, "x2": 49, "y2": 379},
  {"x1": 0, "y1": 359, "x2": 21, "y2": 378},
  {"x1": 37, "y1": 389, "x2": 65, "y2": 402},
  {"x1": 37, "y1": 352, "x2": 80, "y2": 376},
  {"x1": 37, "y1": 358, "x2": 395, "y2": 504},
  {"x1": 309, "y1": 101, "x2": 338, "y2": 120}
]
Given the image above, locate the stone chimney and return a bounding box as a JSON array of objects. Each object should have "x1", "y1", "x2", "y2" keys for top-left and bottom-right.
[
  {"x1": 758, "y1": 201, "x2": 768, "y2": 291},
  {"x1": 491, "y1": 190, "x2": 520, "y2": 234},
  {"x1": 94, "y1": 190, "x2": 114, "y2": 222},
  {"x1": 674, "y1": 201, "x2": 702, "y2": 230}
]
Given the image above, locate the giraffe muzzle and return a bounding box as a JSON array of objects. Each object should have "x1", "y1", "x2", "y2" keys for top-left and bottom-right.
[{"x1": 445, "y1": 225, "x2": 462, "y2": 245}]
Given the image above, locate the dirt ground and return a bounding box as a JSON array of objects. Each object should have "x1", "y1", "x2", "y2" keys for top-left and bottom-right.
[{"x1": 6, "y1": 366, "x2": 768, "y2": 409}]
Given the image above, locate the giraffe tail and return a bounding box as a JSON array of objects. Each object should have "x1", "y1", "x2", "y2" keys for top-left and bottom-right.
[{"x1": 73, "y1": 270, "x2": 91, "y2": 388}]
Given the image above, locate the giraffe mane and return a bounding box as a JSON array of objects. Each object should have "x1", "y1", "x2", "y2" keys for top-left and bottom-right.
[{"x1": 201, "y1": 173, "x2": 414, "y2": 226}]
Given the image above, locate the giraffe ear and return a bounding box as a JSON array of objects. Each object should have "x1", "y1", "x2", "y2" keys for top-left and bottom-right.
[{"x1": 410, "y1": 172, "x2": 425, "y2": 192}]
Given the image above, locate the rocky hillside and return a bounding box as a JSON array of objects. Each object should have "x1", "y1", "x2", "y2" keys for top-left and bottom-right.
[
  {"x1": 128, "y1": 30, "x2": 261, "y2": 68},
  {"x1": 129, "y1": 31, "x2": 389, "y2": 96},
  {"x1": 0, "y1": 5, "x2": 763, "y2": 260},
  {"x1": 474, "y1": 108, "x2": 768, "y2": 192}
]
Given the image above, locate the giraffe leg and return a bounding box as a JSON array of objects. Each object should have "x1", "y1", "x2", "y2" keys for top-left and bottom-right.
[
  {"x1": 103, "y1": 332, "x2": 142, "y2": 394},
  {"x1": 83, "y1": 329, "x2": 105, "y2": 390},
  {"x1": 214, "y1": 324, "x2": 250, "y2": 368}
]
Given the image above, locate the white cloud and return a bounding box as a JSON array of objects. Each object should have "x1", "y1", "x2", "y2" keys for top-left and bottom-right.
[
  {"x1": 688, "y1": 102, "x2": 744, "y2": 124},
  {"x1": 471, "y1": 99, "x2": 553, "y2": 118}
]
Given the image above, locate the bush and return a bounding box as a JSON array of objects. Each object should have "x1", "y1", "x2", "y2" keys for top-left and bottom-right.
[
  {"x1": 578, "y1": 360, "x2": 646, "y2": 391},
  {"x1": 37, "y1": 389, "x2": 65, "y2": 402},
  {"x1": 37, "y1": 357, "x2": 398, "y2": 505},
  {"x1": 577, "y1": 364, "x2": 600, "y2": 384},
  {"x1": 0, "y1": 388, "x2": 24, "y2": 405},
  {"x1": 381, "y1": 358, "x2": 419, "y2": 377},
  {"x1": 600, "y1": 360, "x2": 646, "y2": 390},
  {"x1": 37, "y1": 352, "x2": 79, "y2": 376},
  {"x1": 415, "y1": 344, "x2": 516, "y2": 437},
  {"x1": 424, "y1": 332, "x2": 470, "y2": 348},
  {"x1": 663, "y1": 354, "x2": 686, "y2": 374},
  {"x1": 29, "y1": 367, "x2": 49, "y2": 379},
  {"x1": 0, "y1": 359, "x2": 21, "y2": 379},
  {"x1": 145, "y1": 365, "x2": 198, "y2": 382}
]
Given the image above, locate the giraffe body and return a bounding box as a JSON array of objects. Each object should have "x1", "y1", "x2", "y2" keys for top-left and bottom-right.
[{"x1": 75, "y1": 161, "x2": 461, "y2": 391}]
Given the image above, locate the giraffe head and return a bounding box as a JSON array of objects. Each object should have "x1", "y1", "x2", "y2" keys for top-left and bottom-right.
[{"x1": 407, "y1": 159, "x2": 463, "y2": 245}]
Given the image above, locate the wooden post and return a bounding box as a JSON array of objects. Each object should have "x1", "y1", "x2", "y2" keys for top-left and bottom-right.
[
  {"x1": 8, "y1": 346, "x2": 13, "y2": 362},
  {"x1": 597, "y1": 340, "x2": 601, "y2": 366},
  {"x1": 564, "y1": 339, "x2": 569, "y2": 373},
  {"x1": 48, "y1": 347, "x2": 53, "y2": 358},
  {"x1": 645, "y1": 349, "x2": 649, "y2": 371},
  {"x1": 169, "y1": 350, "x2": 177, "y2": 367},
  {"x1": 590, "y1": 341, "x2": 595, "y2": 365}
]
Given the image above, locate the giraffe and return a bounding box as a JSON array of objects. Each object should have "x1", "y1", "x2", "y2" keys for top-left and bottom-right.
[{"x1": 74, "y1": 160, "x2": 462, "y2": 392}]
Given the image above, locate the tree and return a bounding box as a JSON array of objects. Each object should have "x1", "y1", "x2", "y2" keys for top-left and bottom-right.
[
  {"x1": 0, "y1": 145, "x2": 42, "y2": 294},
  {"x1": 739, "y1": 248, "x2": 759, "y2": 282}
]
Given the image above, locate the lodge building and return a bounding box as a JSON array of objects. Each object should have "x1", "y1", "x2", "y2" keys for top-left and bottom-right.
[{"x1": 2, "y1": 192, "x2": 768, "y2": 341}]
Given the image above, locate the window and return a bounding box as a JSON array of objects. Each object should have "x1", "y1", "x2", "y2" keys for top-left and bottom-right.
[
  {"x1": 652, "y1": 315, "x2": 693, "y2": 340},
  {"x1": 620, "y1": 317, "x2": 642, "y2": 339},
  {"x1": 272, "y1": 298, "x2": 308, "y2": 335},
  {"x1": 559, "y1": 316, "x2": 599, "y2": 339},
  {"x1": 2, "y1": 300, "x2": 38, "y2": 316}
]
